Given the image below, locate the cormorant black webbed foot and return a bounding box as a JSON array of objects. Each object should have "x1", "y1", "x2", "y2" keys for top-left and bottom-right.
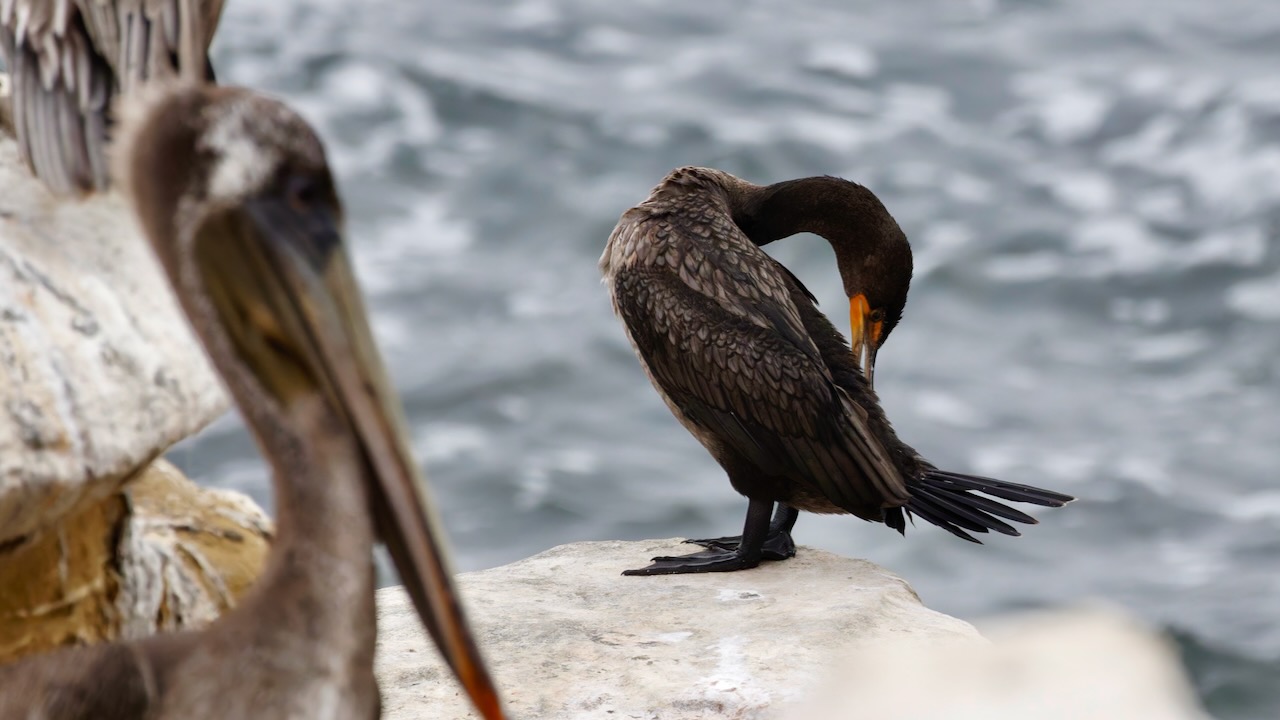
[
  {"x1": 623, "y1": 547, "x2": 763, "y2": 575},
  {"x1": 685, "y1": 530, "x2": 796, "y2": 561},
  {"x1": 684, "y1": 503, "x2": 799, "y2": 560},
  {"x1": 626, "y1": 499, "x2": 785, "y2": 576}
]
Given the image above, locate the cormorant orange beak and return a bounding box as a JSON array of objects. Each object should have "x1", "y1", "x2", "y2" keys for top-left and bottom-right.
[{"x1": 849, "y1": 293, "x2": 882, "y2": 388}]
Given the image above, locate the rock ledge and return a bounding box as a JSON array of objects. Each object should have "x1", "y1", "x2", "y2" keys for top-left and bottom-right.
[{"x1": 376, "y1": 539, "x2": 980, "y2": 720}]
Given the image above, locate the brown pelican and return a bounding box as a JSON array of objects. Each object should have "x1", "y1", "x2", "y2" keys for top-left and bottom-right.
[
  {"x1": 0, "y1": 83, "x2": 505, "y2": 718},
  {"x1": 601, "y1": 166, "x2": 1073, "y2": 575},
  {"x1": 0, "y1": 0, "x2": 222, "y2": 195}
]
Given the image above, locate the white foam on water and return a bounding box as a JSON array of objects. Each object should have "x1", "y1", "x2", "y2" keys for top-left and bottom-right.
[
  {"x1": 1170, "y1": 74, "x2": 1224, "y2": 111},
  {"x1": 1008, "y1": 71, "x2": 1111, "y2": 144},
  {"x1": 1219, "y1": 491, "x2": 1280, "y2": 522},
  {"x1": 353, "y1": 198, "x2": 475, "y2": 296},
  {"x1": 1046, "y1": 169, "x2": 1117, "y2": 213},
  {"x1": 1131, "y1": 186, "x2": 1185, "y2": 224},
  {"x1": 503, "y1": 0, "x2": 562, "y2": 31},
  {"x1": 575, "y1": 26, "x2": 640, "y2": 57},
  {"x1": 888, "y1": 160, "x2": 941, "y2": 189},
  {"x1": 514, "y1": 449, "x2": 601, "y2": 511},
  {"x1": 1040, "y1": 449, "x2": 1101, "y2": 484},
  {"x1": 968, "y1": 444, "x2": 1028, "y2": 478},
  {"x1": 1066, "y1": 218, "x2": 1265, "y2": 277},
  {"x1": 515, "y1": 469, "x2": 550, "y2": 511},
  {"x1": 881, "y1": 83, "x2": 955, "y2": 134},
  {"x1": 1123, "y1": 65, "x2": 1177, "y2": 97},
  {"x1": 323, "y1": 62, "x2": 385, "y2": 107},
  {"x1": 1110, "y1": 297, "x2": 1171, "y2": 326},
  {"x1": 412, "y1": 423, "x2": 490, "y2": 464},
  {"x1": 912, "y1": 390, "x2": 989, "y2": 429},
  {"x1": 1101, "y1": 114, "x2": 1180, "y2": 166},
  {"x1": 1145, "y1": 366, "x2": 1238, "y2": 402},
  {"x1": 1114, "y1": 454, "x2": 1173, "y2": 494},
  {"x1": 495, "y1": 396, "x2": 532, "y2": 422},
  {"x1": 1100, "y1": 101, "x2": 1280, "y2": 218},
  {"x1": 1165, "y1": 111, "x2": 1280, "y2": 215},
  {"x1": 1157, "y1": 538, "x2": 1227, "y2": 588},
  {"x1": 711, "y1": 114, "x2": 774, "y2": 145},
  {"x1": 368, "y1": 310, "x2": 413, "y2": 357},
  {"x1": 1176, "y1": 227, "x2": 1267, "y2": 269},
  {"x1": 783, "y1": 112, "x2": 869, "y2": 153},
  {"x1": 1227, "y1": 273, "x2": 1280, "y2": 321},
  {"x1": 983, "y1": 251, "x2": 1067, "y2": 283},
  {"x1": 943, "y1": 171, "x2": 994, "y2": 204},
  {"x1": 1071, "y1": 215, "x2": 1167, "y2": 276},
  {"x1": 508, "y1": 292, "x2": 563, "y2": 319},
  {"x1": 549, "y1": 448, "x2": 599, "y2": 475},
  {"x1": 803, "y1": 43, "x2": 880, "y2": 79},
  {"x1": 915, "y1": 220, "x2": 975, "y2": 276},
  {"x1": 1237, "y1": 76, "x2": 1280, "y2": 112},
  {"x1": 1127, "y1": 330, "x2": 1211, "y2": 363}
]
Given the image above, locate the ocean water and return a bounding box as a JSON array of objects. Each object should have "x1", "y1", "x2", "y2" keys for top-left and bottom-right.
[{"x1": 168, "y1": 0, "x2": 1278, "y2": 716}]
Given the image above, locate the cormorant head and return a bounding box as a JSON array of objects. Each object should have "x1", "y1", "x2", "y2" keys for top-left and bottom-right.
[
  {"x1": 839, "y1": 215, "x2": 913, "y2": 388},
  {"x1": 724, "y1": 171, "x2": 915, "y2": 388}
]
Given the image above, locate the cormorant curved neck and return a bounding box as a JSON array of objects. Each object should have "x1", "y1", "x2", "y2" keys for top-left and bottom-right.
[{"x1": 697, "y1": 169, "x2": 914, "y2": 381}]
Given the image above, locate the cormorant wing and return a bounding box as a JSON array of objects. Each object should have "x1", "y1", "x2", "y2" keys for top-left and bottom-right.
[
  {"x1": 609, "y1": 215, "x2": 910, "y2": 517},
  {"x1": 0, "y1": 0, "x2": 222, "y2": 195}
]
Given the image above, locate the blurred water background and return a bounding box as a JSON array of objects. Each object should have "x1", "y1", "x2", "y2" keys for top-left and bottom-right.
[{"x1": 169, "y1": 0, "x2": 1279, "y2": 716}]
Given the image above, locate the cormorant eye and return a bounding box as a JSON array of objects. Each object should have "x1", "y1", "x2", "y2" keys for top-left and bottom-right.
[{"x1": 869, "y1": 308, "x2": 886, "y2": 323}]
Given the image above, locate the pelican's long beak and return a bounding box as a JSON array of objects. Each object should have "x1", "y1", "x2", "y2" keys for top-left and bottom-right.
[
  {"x1": 848, "y1": 294, "x2": 881, "y2": 388},
  {"x1": 195, "y1": 196, "x2": 506, "y2": 720}
]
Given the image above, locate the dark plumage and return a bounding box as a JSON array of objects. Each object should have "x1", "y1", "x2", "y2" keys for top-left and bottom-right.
[{"x1": 601, "y1": 166, "x2": 1073, "y2": 575}]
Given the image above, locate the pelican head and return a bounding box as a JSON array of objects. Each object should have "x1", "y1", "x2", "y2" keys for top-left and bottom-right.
[{"x1": 116, "y1": 84, "x2": 505, "y2": 719}]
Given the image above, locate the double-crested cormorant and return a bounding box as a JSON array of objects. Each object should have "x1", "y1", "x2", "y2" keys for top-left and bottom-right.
[
  {"x1": 0, "y1": 83, "x2": 506, "y2": 719},
  {"x1": 601, "y1": 166, "x2": 1073, "y2": 575},
  {"x1": 0, "y1": 0, "x2": 223, "y2": 195}
]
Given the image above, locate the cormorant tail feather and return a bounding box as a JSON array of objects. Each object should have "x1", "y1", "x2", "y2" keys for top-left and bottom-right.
[{"x1": 894, "y1": 469, "x2": 1074, "y2": 544}]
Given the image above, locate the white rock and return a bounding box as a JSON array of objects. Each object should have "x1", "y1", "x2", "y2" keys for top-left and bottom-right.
[
  {"x1": 786, "y1": 607, "x2": 1210, "y2": 720},
  {"x1": 375, "y1": 539, "x2": 982, "y2": 720},
  {"x1": 0, "y1": 134, "x2": 228, "y2": 544}
]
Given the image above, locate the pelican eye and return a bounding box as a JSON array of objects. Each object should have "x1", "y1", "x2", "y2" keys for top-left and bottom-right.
[{"x1": 285, "y1": 173, "x2": 321, "y2": 211}]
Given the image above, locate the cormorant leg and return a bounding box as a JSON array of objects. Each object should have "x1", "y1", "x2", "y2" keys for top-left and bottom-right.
[
  {"x1": 686, "y1": 503, "x2": 799, "y2": 560},
  {"x1": 623, "y1": 499, "x2": 774, "y2": 576}
]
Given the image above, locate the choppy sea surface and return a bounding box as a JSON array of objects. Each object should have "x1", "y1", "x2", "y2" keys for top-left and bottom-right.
[{"x1": 168, "y1": 1, "x2": 1278, "y2": 716}]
